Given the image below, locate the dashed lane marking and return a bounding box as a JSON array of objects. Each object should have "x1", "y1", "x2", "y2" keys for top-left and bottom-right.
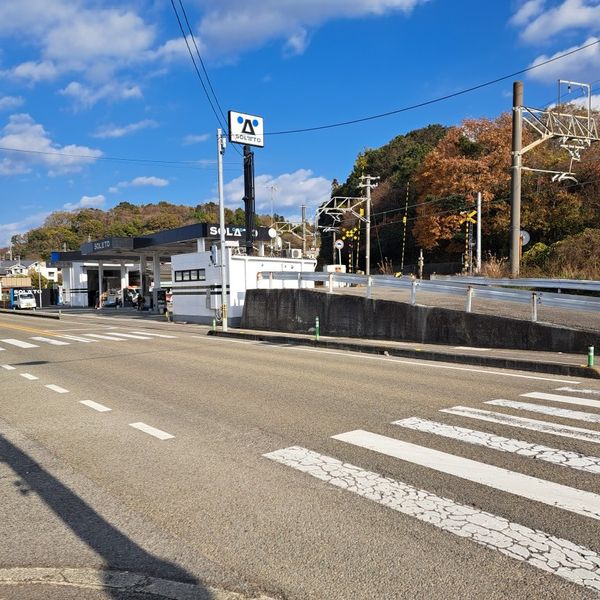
[
  {"x1": 129, "y1": 422, "x2": 174, "y2": 440},
  {"x1": 265, "y1": 446, "x2": 600, "y2": 593},
  {"x1": 45, "y1": 384, "x2": 69, "y2": 394},
  {"x1": 393, "y1": 417, "x2": 600, "y2": 475},
  {"x1": 1, "y1": 339, "x2": 38, "y2": 349},
  {"x1": 20, "y1": 373, "x2": 38, "y2": 381},
  {"x1": 1, "y1": 365, "x2": 15, "y2": 370},
  {"x1": 453, "y1": 346, "x2": 490, "y2": 351},
  {"x1": 79, "y1": 400, "x2": 111, "y2": 412},
  {"x1": 441, "y1": 406, "x2": 600, "y2": 445},
  {"x1": 522, "y1": 391, "x2": 600, "y2": 410},
  {"x1": 332, "y1": 429, "x2": 600, "y2": 521},
  {"x1": 487, "y1": 399, "x2": 600, "y2": 425},
  {"x1": 30, "y1": 336, "x2": 70, "y2": 346}
]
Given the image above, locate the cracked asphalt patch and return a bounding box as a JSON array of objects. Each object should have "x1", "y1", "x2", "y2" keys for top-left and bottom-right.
[{"x1": 0, "y1": 568, "x2": 279, "y2": 600}]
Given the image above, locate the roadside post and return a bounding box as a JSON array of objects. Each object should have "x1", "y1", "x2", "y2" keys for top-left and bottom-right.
[
  {"x1": 315, "y1": 316, "x2": 320, "y2": 342},
  {"x1": 588, "y1": 346, "x2": 595, "y2": 368}
]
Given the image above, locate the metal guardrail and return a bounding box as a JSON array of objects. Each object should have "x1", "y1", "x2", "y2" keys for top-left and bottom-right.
[
  {"x1": 430, "y1": 275, "x2": 600, "y2": 292},
  {"x1": 257, "y1": 271, "x2": 600, "y2": 321}
]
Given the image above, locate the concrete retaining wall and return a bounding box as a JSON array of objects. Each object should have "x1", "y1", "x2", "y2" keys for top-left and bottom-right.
[{"x1": 241, "y1": 289, "x2": 599, "y2": 353}]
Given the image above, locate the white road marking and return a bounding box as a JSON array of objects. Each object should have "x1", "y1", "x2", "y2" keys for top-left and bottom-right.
[
  {"x1": 20, "y1": 373, "x2": 38, "y2": 381},
  {"x1": 265, "y1": 446, "x2": 600, "y2": 593},
  {"x1": 106, "y1": 332, "x2": 152, "y2": 340},
  {"x1": 285, "y1": 346, "x2": 578, "y2": 383},
  {"x1": 522, "y1": 391, "x2": 600, "y2": 410},
  {"x1": 557, "y1": 386, "x2": 600, "y2": 396},
  {"x1": 30, "y1": 336, "x2": 69, "y2": 346},
  {"x1": 441, "y1": 406, "x2": 600, "y2": 444},
  {"x1": 487, "y1": 399, "x2": 600, "y2": 425},
  {"x1": 394, "y1": 417, "x2": 600, "y2": 475},
  {"x1": 332, "y1": 429, "x2": 600, "y2": 521},
  {"x1": 199, "y1": 336, "x2": 258, "y2": 345},
  {"x1": 84, "y1": 334, "x2": 125, "y2": 341},
  {"x1": 58, "y1": 335, "x2": 98, "y2": 343},
  {"x1": 0, "y1": 347, "x2": 4, "y2": 352},
  {"x1": 1, "y1": 339, "x2": 38, "y2": 349},
  {"x1": 45, "y1": 384, "x2": 69, "y2": 394},
  {"x1": 131, "y1": 331, "x2": 176, "y2": 338},
  {"x1": 1, "y1": 364, "x2": 15, "y2": 370},
  {"x1": 79, "y1": 400, "x2": 111, "y2": 412},
  {"x1": 129, "y1": 422, "x2": 174, "y2": 440},
  {"x1": 453, "y1": 346, "x2": 490, "y2": 351}
]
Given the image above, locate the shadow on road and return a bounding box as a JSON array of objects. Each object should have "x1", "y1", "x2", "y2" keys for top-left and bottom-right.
[{"x1": 0, "y1": 433, "x2": 213, "y2": 599}]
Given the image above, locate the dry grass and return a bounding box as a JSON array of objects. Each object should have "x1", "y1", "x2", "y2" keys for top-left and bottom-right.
[{"x1": 480, "y1": 254, "x2": 510, "y2": 278}]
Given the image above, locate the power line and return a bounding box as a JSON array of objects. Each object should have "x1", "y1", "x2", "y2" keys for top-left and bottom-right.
[
  {"x1": 0, "y1": 145, "x2": 240, "y2": 171},
  {"x1": 177, "y1": 0, "x2": 227, "y2": 125},
  {"x1": 267, "y1": 38, "x2": 600, "y2": 136}
]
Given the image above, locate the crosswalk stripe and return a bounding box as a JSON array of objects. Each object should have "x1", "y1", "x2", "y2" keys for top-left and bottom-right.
[
  {"x1": 131, "y1": 331, "x2": 176, "y2": 338},
  {"x1": 487, "y1": 399, "x2": 600, "y2": 425},
  {"x1": 106, "y1": 332, "x2": 153, "y2": 340},
  {"x1": 84, "y1": 334, "x2": 125, "y2": 341},
  {"x1": 1, "y1": 339, "x2": 38, "y2": 349},
  {"x1": 265, "y1": 446, "x2": 600, "y2": 593},
  {"x1": 522, "y1": 391, "x2": 600, "y2": 410},
  {"x1": 1, "y1": 365, "x2": 15, "y2": 370},
  {"x1": 441, "y1": 406, "x2": 600, "y2": 444},
  {"x1": 556, "y1": 386, "x2": 600, "y2": 396},
  {"x1": 58, "y1": 335, "x2": 97, "y2": 343},
  {"x1": 393, "y1": 417, "x2": 600, "y2": 475},
  {"x1": 332, "y1": 429, "x2": 600, "y2": 521},
  {"x1": 30, "y1": 336, "x2": 70, "y2": 346}
]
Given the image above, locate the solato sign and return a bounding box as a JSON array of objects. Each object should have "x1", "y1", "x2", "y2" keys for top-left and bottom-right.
[{"x1": 228, "y1": 111, "x2": 264, "y2": 147}]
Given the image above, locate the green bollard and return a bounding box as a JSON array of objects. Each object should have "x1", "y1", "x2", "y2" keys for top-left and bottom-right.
[
  {"x1": 212, "y1": 318, "x2": 216, "y2": 332},
  {"x1": 588, "y1": 346, "x2": 595, "y2": 368},
  {"x1": 315, "y1": 316, "x2": 320, "y2": 342}
]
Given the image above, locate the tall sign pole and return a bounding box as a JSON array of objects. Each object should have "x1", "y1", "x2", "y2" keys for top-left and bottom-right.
[
  {"x1": 243, "y1": 145, "x2": 255, "y2": 256},
  {"x1": 510, "y1": 81, "x2": 523, "y2": 278},
  {"x1": 217, "y1": 128, "x2": 228, "y2": 332},
  {"x1": 358, "y1": 175, "x2": 379, "y2": 276}
]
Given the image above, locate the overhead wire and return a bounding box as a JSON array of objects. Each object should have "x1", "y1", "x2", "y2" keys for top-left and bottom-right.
[{"x1": 266, "y1": 38, "x2": 600, "y2": 135}]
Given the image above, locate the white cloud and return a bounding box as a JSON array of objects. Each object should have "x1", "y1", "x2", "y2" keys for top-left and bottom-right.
[
  {"x1": 0, "y1": 211, "x2": 51, "y2": 246},
  {"x1": 183, "y1": 133, "x2": 210, "y2": 145},
  {"x1": 0, "y1": 96, "x2": 24, "y2": 110},
  {"x1": 8, "y1": 60, "x2": 58, "y2": 83},
  {"x1": 0, "y1": 113, "x2": 102, "y2": 176},
  {"x1": 64, "y1": 194, "x2": 105, "y2": 211},
  {"x1": 93, "y1": 119, "x2": 158, "y2": 139},
  {"x1": 510, "y1": 0, "x2": 546, "y2": 27},
  {"x1": 60, "y1": 81, "x2": 143, "y2": 109},
  {"x1": 220, "y1": 168, "x2": 331, "y2": 213},
  {"x1": 513, "y1": 0, "x2": 600, "y2": 43},
  {"x1": 111, "y1": 176, "x2": 169, "y2": 191},
  {"x1": 527, "y1": 36, "x2": 600, "y2": 82},
  {"x1": 164, "y1": 0, "x2": 428, "y2": 60}
]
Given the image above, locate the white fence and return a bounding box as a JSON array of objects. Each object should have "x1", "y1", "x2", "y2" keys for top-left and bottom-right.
[{"x1": 257, "y1": 272, "x2": 600, "y2": 322}]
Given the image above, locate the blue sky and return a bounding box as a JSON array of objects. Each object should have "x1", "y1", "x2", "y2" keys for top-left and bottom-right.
[{"x1": 0, "y1": 0, "x2": 599, "y2": 245}]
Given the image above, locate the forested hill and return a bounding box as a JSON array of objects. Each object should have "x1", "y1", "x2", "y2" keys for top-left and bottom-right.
[
  {"x1": 8, "y1": 201, "x2": 275, "y2": 260},
  {"x1": 327, "y1": 112, "x2": 600, "y2": 278}
]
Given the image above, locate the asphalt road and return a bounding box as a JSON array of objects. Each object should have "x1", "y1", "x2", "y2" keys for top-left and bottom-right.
[{"x1": 0, "y1": 312, "x2": 600, "y2": 599}]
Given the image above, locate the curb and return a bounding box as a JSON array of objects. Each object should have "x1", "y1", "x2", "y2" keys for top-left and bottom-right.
[
  {"x1": 0, "y1": 308, "x2": 60, "y2": 320},
  {"x1": 207, "y1": 330, "x2": 599, "y2": 380}
]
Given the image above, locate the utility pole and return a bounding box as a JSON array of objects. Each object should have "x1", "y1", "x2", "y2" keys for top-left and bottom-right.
[
  {"x1": 358, "y1": 175, "x2": 379, "y2": 276},
  {"x1": 301, "y1": 205, "x2": 306, "y2": 255},
  {"x1": 216, "y1": 128, "x2": 228, "y2": 332},
  {"x1": 510, "y1": 81, "x2": 523, "y2": 278},
  {"x1": 476, "y1": 191, "x2": 482, "y2": 273}
]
